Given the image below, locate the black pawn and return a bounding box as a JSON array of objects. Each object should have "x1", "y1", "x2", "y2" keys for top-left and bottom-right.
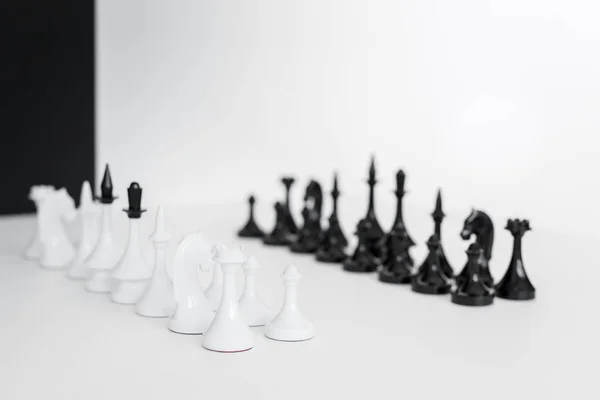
[
  {"x1": 378, "y1": 228, "x2": 414, "y2": 284},
  {"x1": 238, "y1": 195, "x2": 265, "y2": 238},
  {"x1": 316, "y1": 173, "x2": 348, "y2": 263},
  {"x1": 451, "y1": 243, "x2": 495, "y2": 306},
  {"x1": 281, "y1": 177, "x2": 298, "y2": 235},
  {"x1": 431, "y1": 189, "x2": 454, "y2": 278},
  {"x1": 343, "y1": 157, "x2": 385, "y2": 272},
  {"x1": 496, "y1": 219, "x2": 535, "y2": 300},
  {"x1": 97, "y1": 164, "x2": 118, "y2": 204},
  {"x1": 263, "y1": 202, "x2": 292, "y2": 246},
  {"x1": 412, "y1": 235, "x2": 452, "y2": 295},
  {"x1": 343, "y1": 218, "x2": 380, "y2": 273},
  {"x1": 123, "y1": 182, "x2": 146, "y2": 218}
]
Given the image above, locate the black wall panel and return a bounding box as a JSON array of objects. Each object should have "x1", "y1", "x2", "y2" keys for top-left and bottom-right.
[{"x1": 0, "y1": 0, "x2": 95, "y2": 214}]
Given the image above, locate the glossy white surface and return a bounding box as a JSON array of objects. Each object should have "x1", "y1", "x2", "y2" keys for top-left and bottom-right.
[
  {"x1": 204, "y1": 261, "x2": 223, "y2": 311},
  {"x1": 0, "y1": 205, "x2": 595, "y2": 399},
  {"x1": 38, "y1": 188, "x2": 77, "y2": 269},
  {"x1": 238, "y1": 256, "x2": 272, "y2": 327}
]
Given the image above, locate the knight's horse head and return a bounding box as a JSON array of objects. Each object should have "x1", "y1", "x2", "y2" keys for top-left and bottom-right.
[
  {"x1": 303, "y1": 180, "x2": 323, "y2": 216},
  {"x1": 460, "y1": 208, "x2": 494, "y2": 260}
]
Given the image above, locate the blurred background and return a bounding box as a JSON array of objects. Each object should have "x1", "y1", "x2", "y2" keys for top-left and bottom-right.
[{"x1": 2, "y1": 0, "x2": 599, "y2": 241}]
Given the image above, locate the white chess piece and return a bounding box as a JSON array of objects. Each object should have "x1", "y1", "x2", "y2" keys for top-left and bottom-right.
[
  {"x1": 136, "y1": 205, "x2": 176, "y2": 317},
  {"x1": 85, "y1": 164, "x2": 121, "y2": 293},
  {"x1": 238, "y1": 256, "x2": 271, "y2": 327},
  {"x1": 23, "y1": 185, "x2": 55, "y2": 260},
  {"x1": 204, "y1": 262, "x2": 223, "y2": 311},
  {"x1": 202, "y1": 245, "x2": 254, "y2": 353},
  {"x1": 67, "y1": 181, "x2": 100, "y2": 279},
  {"x1": 110, "y1": 182, "x2": 152, "y2": 304},
  {"x1": 39, "y1": 188, "x2": 77, "y2": 269},
  {"x1": 168, "y1": 231, "x2": 215, "y2": 334},
  {"x1": 265, "y1": 265, "x2": 314, "y2": 342}
]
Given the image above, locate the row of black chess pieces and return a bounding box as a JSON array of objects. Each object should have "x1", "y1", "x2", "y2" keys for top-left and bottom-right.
[{"x1": 237, "y1": 158, "x2": 535, "y2": 306}]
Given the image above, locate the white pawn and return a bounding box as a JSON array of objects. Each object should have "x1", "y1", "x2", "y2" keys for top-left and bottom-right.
[
  {"x1": 67, "y1": 181, "x2": 100, "y2": 279},
  {"x1": 111, "y1": 182, "x2": 152, "y2": 304},
  {"x1": 23, "y1": 185, "x2": 55, "y2": 260},
  {"x1": 265, "y1": 265, "x2": 314, "y2": 342},
  {"x1": 168, "y1": 231, "x2": 215, "y2": 334},
  {"x1": 136, "y1": 205, "x2": 175, "y2": 317},
  {"x1": 204, "y1": 262, "x2": 223, "y2": 311},
  {"x1": 238, "y1": 256, "x2": 271, "y2": 327},
  {"x1": 39, "y1": 188, "x2": 77, "y2": 269},
  {"x1": 203, "y1": 245, "x2": 254, "y2": 353},
  {"x1": 85, "y1": 164, "x2": 121, "y2": 293}
]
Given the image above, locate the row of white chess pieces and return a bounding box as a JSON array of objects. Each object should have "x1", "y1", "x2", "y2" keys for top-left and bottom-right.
[{"x1": 23, "y1": 182, "x2": 314, "y2": 353}]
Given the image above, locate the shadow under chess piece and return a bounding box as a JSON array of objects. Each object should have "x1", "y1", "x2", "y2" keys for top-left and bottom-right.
[
  {"x1": 379, "y1": 228, "x2": 414, "y2": 284},
  {"x1": 431, "y1": 189, "x2": 454, "y2": 279},
  {"x1": 456, "y1": 209, "x2": 495, "y2": 288},
  {"x1": 496, "y1": 219, "x2": 535, "y2": 301},
  {"x1": 290, "y1": 180, "x2": 323, "y2": 253},
  {"x1": 451, "y1": 243, "x2": 495, "y2": 306},
  {"x1": 237, "y1": 195, "x2": 265, "y2": 238},
  {"x1": 343, "y1": 156, "x2": 385, "y2": 272},
  {"x1": 263, "y1": 202, "x2": 293, "y2": 246},
  {"x1": 412, "y1": 235, "x2": 452, "y2": 295},
  {"x1": 315, "y1": 173, "x2": 348, "y2": 263}
]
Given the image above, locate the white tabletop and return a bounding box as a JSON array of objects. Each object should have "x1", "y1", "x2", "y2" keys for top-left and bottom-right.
[{"x1": 0, "y1": 205, "x2": 596, "y2": 400}]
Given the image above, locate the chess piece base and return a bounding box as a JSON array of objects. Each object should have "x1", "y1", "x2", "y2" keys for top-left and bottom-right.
[
  {"x1": 169, "y1": 306, "x2": 214, "y2": 335},
  {"x1": 378, "y1": 269, "x2": 412, "y2": 284},
  {"x1": 238, "y1": 226, "x2": 265, "y2": 238},
  {"x1": 290, "y1": 242, "x2": 319, "y2": 254},
  {"x1": 451, "y1": 293, "x2": 494, "y2": 306},
  {"x1": 85, "y1": 271, "x2": 113, "y2": 293},
  {"x1": 315, "y1": 249, "x2": 346, "y2": 263},
  {"x1": 263, "y1": 235, "x2": 292, "y2": 246},
  {"x1": 66, "y1": 264, "x2": 88, "y2": 280},
  {"x1": 111, "y1": 281, "x2": 147, "y2": 304},
  {"x1": 342, "y1": 259, "x2": 378, "y2": 273},
  {"x1": 239, "y1": 298, "x2": 271, "y2": 327},
  {"x1": 411, "y1": 280, "x2": 451, "y2": 295},
  {"x1": 496, "y1": 289, "x2": 535, "y2": 301},
  {"x1": 265, "y1": 322, "x2": 314, "y2": 342}
]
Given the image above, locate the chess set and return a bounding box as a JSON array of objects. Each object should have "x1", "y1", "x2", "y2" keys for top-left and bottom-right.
[
  {"x1": 21, "y1": 157, "x2": 535, "y2": 354},
  {"x1": 23, "y1": 165, "x2": 313, "y2": 353},
  {"x1": 239, "y1": 156, "x2": 536, "y2": 306}
]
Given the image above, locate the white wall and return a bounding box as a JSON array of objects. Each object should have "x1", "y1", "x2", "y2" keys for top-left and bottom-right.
[{"x1": 97, "y1": 0, "x2": 600, "y2": 241}]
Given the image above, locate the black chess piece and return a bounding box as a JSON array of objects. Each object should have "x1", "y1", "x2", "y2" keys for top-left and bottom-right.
[
  {"x1": 290, "y1": 180, "x2": 324, "y2": 253},
  {"x1": 123, "y1": 182, "x2": 146, "y2": 218},
  {"x1": 380, "y1": 169, "x2": 415, "y2": 266},
  {"x1": 238, "y1": 195, "x2": 265, "y2": 238},
  {"x1": 343, "y1": 157, "x2": 385, "y2": 272},
  {"x1": 343, "y1": 218, "x2": 381, "y2": 272},
  {"x1": 456, "y1": 209, "x2": 494, "y2": 288},
  {"x1": 281, "y1": 177, "x2": 298, "y2": 236},
  {"x1": 496, "y1": 219, "x2": 535, "y2": 300},
  {"x1": 412, "y1": 235, "x2": 452, "y2": 295},
  {"x1": 263, "y1": 202, "x2": 292, "y2": 245},
  {"x1": 316, "y1": 173, "x2": 348, "y2": 263},
  {"x1": 97, "y1": 164, "x2": 118, "y2": 204},
  {"x1": 378, "y1": 228, "x2": 414, "y2": 284},
  {"x1": 451, "y1": 243, "x2": 495, "y2": 306},
  {"x1": 431, "y1": 189, "x2": 453, "y2": 278}
]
